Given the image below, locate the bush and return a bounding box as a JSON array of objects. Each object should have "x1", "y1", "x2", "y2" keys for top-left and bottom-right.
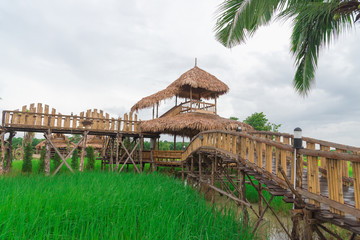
[
  {"x1": 71, "y1": 149, "x2": 79, "y2": 170},
  {"x1": 53, "y1": 152, "x2": 61, "y2": 170},
  {"x1": 22, "y1": 143, "x2": 33, "y2": 173},
  {"x1": 38, "y1": 147, "x2": 46, "y2": 173},
  {"x1": 86, "y1": 147, "x2": 95, "y2": 170}
]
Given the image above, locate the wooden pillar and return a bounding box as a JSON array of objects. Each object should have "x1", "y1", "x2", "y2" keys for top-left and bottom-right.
[
  {"x1": 199, "y1": 153, "x2": 202, "y2": 180},
  {"x1": 140, "y1": 135, "x2": 143, "y2": 173},
  {"x1": 79, "y1": 131, "x2": 88, "y2": 172},
  {"x1": 240, "y1": 169, "x2": 249, "y2": 227},
  {"x1": 109, "y1": 137, "x2": 114, "y2": 172},
  {"x1": 156, "y1": 103, "x2": 159, "y2": 118},
  {"x1": 173, "y1": 134, "x2": 176, "y2": 150},
  {"x1": 214, "y1": 98, "x2": 217, "y2": 114},
  {"x1": 115, "y1": 134, "x2": 120, "y2": 171},
  {"x1": 181, "y1": 162, "x2": 184, "y2": 181},
  {"x1": 0, "y1": 131, "x2": 5, "y2": 174},
  {"x1": 190, "y1": 87, "x2": 193, "y2": 112},
  {"x1": 44, "y1": 130, "x2": 51, "y2": 176},
  {"x1": 152, "y1": 105, "x2": 155, "y2": 119},
  {"x1": 258, "y1": 182, "x2": 263, "y2": 216},
  {"x1": 5, "y1": 132, "x2": 15, "y2": 172},
  {"x1": 211, "y1": 156, "x2": 215, "y2": 204}
]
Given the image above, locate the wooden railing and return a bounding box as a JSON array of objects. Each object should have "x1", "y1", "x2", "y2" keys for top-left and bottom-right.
[
  {"x1": 180, "y1": 100, "x2": 216, "y2": 114},
  {"x1": 182, "y1": 130, "x2": 360, "y2": 218},
  {"x1": 2, "y1": 103, "x2": 141, "y2": 133},
  {"x1": 153, "y1": 150, "x2": 182, "y2": 163},
  {"x1": 249, "y1": 130, "x2": 360, "y2": 185}
]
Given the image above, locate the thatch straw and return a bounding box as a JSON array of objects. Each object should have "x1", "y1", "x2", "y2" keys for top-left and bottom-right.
[
  {"x1": 36, "y1": 134, "x2": 75, "y2": 149},
  {"x1": 131, "y1": 66, "x2": 229, "y2": 112},
  {"x1": 85, "y1": 135, "x2": 105, "y2": 150},
  {"x1": 140, "y1": 112, "x2": 253, "y2": 137}
]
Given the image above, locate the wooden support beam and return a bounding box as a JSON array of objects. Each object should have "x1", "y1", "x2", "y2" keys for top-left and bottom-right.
[
  {"x1": 79, "y1": 131, "x2": 88, "y2": 172},
  {"x1": 5, "y1": 132, "x2": 15, "y2": 173},
  {"x1": 0, "y1": 131, "x2": 5, "y2": 174},
  {"x1": 44, "y1": 129, "x2": 51, "y2": 176},
  {"x1": 118, "y1": 140, "x2": 140, "y2": 173}
]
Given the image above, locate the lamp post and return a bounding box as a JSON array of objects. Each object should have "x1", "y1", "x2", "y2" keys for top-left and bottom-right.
[{"x1": 293, "y1": 127, "x2": 302, "y2": 209}]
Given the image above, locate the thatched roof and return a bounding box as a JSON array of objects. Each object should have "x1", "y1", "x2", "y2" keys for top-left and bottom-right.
[
  {"x1": 140, "y1": 112, "x2": 253, "y2": 137},
  {"x1": 36, "y1": 134, "x2": 75, "y2": 149},
  {"x1": 86, "y1": 135, "x2": 104, "y2": 150},
  {"x1": 131, "y1": 66, "x2": 229, "y2": 112}
]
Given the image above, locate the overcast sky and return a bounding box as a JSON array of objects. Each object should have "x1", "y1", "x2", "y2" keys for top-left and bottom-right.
[{"x1": 0, "y1": 0, "x2": 359, "y2": 146}]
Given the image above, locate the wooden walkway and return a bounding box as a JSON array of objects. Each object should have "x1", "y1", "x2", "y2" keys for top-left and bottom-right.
[
  {"x1": 181, "y1": 130, "x2": 360, "y2": 239},
  {"x1": 2, "y1": 103, "x2": 360, "y2": 238}
]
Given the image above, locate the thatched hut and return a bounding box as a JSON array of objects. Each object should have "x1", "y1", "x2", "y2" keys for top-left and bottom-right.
[
  {"x1": 35, "y1": 133, "x2": 76, "y2": 157},
  {"x1": 131, "y1": 66, "x2": 229, "y2": 116},
  {"x1": 132, "y1": 64, "x2": 252, "y2": 139},
  {"x1": 85, "y1": 135, "x2": 105, "y2": 152},
  {"x1": 140, "y1": 112, "x2": 253, "y2": 137}
]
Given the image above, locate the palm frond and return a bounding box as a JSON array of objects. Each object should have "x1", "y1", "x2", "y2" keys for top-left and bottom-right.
[
  {"x1": 214, "y1": 0, "x2": 287, "y2": 48},
  {"x1": 291, "y1": 2, "x2": 354, "y2": 96}
]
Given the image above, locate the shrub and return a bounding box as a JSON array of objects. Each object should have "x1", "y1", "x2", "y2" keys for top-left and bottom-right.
[
  {"x1": 22, "y1": 143, "x2": 33, "y2": 173},
  {"x1": 38, "y1": 147, "x2": 46, "y2": 173},
  {"x1": 86, "y1": 147, "x2": 95, "y2": 170},
  {"x1": 71, "y1": 149, "x2": 79, "y2": 170},
  {"x1": 53, "y1": 152, "x2": 61, "y2": 170}
]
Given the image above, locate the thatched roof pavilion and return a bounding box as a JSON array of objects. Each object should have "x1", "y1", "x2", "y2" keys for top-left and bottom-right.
[
  {"x1": 140, "y1": 112, "x2": 253, "y2": 137},
  {"x1": 85, "y1": 135, "x2": 105, "y2": 150},
  {"x1": 131, "y1": 66, "x2": 229, "y2": 113},
  {"x1": 36, "y1": 134, "x2": 75, "y2": 150}
]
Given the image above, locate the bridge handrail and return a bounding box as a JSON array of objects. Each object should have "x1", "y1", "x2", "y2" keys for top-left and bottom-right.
[{"x1": 183, "y1": 130, "x2": 360, "y2": 217}]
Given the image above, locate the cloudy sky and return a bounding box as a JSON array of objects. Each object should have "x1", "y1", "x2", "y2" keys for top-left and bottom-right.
[{"x1": 0, "y1": 0, "x2": 359, "y2": 146}]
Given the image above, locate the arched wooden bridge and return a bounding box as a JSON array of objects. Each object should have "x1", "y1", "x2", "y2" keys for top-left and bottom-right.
[{"x1": 1, "y1": 104, "x2": 360, "y2": 239}]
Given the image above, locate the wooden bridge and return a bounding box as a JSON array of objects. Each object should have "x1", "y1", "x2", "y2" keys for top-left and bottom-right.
[
  {"x1": 2, "y1": 103, "x2": 360, "y2": 239},
  {"x1": 181, "y1": 130, "x2": 360, "y2": 239}
]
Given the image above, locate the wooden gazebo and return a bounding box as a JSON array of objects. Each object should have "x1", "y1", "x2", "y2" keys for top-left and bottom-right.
[{"x1": 131, "y1": 64, "x2": 253, "y2": 142}]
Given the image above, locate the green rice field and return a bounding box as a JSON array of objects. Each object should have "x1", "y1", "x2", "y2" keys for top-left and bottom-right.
[{"x1": 0, "y1": 172, "x2": 254, "y2": 239}]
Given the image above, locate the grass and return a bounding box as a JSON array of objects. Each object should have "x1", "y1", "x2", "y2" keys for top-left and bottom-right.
[{"x1": 0, "y1": 172, "x2": 254, "y2": 240}]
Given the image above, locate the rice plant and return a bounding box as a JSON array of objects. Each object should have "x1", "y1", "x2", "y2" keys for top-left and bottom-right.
[{"x1": 0, "y1": 172, "x2": 255, "y2": 240}]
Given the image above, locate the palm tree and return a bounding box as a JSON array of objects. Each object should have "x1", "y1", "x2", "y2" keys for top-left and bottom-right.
[{"x1": 215, "y1": 0, "x2": 360, "y2": 96}]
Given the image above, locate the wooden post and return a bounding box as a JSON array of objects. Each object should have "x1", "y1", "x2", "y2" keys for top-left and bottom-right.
[
  {"x1": 214, "y1": 98, "x2": 217, "y2": 114},
  {"x1": 140, "y1": 135, "x2": 143, "y2": 173},
  {"x1": 0, "y1": 131, "x2": 5, "y2": 174},
  {"x1": 211, "y1": 156, "x2": 215, "y2": 204},
  {"x1": 44, "y1": 130, "x2": 51, "y2": 176},
  {"x1": 240, "y1": 169, "x2": 249, "y2": 227},
  {"x1": 79, "y1": 131, "x2": 88, "y2": 172},
  {"x1": 173, "y1": 134, "x2": 176, "y2": 150},
  {"x1": 5, "y1": 132, "x2": 15, "y2": 173},
  {"x1": 156, "y1": 103, "x2": 159, "y2": 118},
  {"x1": 115, "y1": 134, "x2": 120, "y2": 171},
  {"x1": 109, "y1": 137, "x2": 114, "y2": 172}
]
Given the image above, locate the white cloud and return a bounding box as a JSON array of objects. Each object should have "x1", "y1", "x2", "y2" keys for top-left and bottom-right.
[{"x1": 0, "y1": 0, "x2": 359, "y2": 147}]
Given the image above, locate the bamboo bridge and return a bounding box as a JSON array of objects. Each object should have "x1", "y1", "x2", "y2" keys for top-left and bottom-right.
[
  {"x1": 1, "y1": 65, "x2": 360, "y2": 239},
  {"x1": 1, "y1": 105, "x2": 360, "y2": 239}
]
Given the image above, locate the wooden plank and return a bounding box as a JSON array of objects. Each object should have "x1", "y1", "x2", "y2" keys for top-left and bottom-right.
[
  {"x1": 93, "y1": 109, "x2": 98, "y2": 130},
  {"x1": 85, "y1": 110, "x2": 91, "y2": 129},
  {"x1": 35, "y1": 103, "x2": 43, "y2": 126},
  {"x1": 98, "y1": 110, "x2": 104, "y2": 130},
  {"x1": 64, "y1": 115, "x2": 70, "y2": 129},
  {"x1": 249, "y1": 139, "x2": 254, "y2": 163},
  {"x1": 20, "y1": 105, "x2": 27, "y2": 124},
  {"x1": 11, "y1": 109, "x2": 19, "y2": 124},
  {"x1": 50, "y1": 108, "x2": 56, "y2": 127},
  {"x1": 297, "y1": 188, "x2": 360, "y2": 219},
  {"x1": 122, "y1": 114, "x2": 128, "y2": 132},
  {"x1": 56, "y1": 113, "x2": 62, "y2": 128},
  {"x1": 29, "y1": 103, "x2": 36, "y2": 125},
  {"x1": 129, "y1": 112, "x2": 133, "y2": 132},
  {"x1": 110, "y1": 118, "x2": 115, "y2": 131},
  {"x1": 353, "y1": 162, "x2": 360, "y2": 220},
  {"x1": 240, "y1": 137, "x2": 246, "y2": 160},
  {"x1": 326, "y1": 158, "x2": 344, "y2": 216},
  {"x1": 279, "y1": 149, "x2": 287, "y2": 180},
  {"x1": 4, "y1": 112, "x2": 10, "y2": 125},
  {"x1": 105, "y1": 113, "x2": 110, "y2": 130},
  {"x1": 72, "y1": 115, "x2": 77, "y2": 129},
  {"x1": 232, "y1": 135, "x2": 237, "y2": 154},
  {"x1": 320, "y1": 145, "x2": 329, "y2": 177},
  {"x1": 43, "y1": 105, "x2": 49, "y2": 127},
  {"x1": 256, "y1": 141, "x2": 263, "y2": 168},
  {"x1": 79, "y1": 112, "x2": 84, "y2": 128},
  {"x1": 308, "y1": 154, "x2": 320, "y2": 207},
  {"x1": 265, "y1": 144, "x2": 272, "y2": 173},
  {"x1": 337, "y1": 149, "x2": 349, "y2": 183}
]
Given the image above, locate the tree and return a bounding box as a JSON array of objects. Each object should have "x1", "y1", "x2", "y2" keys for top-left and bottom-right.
[
  {"x1": 215, "y1": 0, "x2": 359, "y2": 95},
  {"x1": 86, "y1": 147, "x2": 95, "y2": 170},
  {"x1": 71, "y1": 149, "x2": 79, "y2": 171},
  {"x1": 38, "y1": 146, "x2": 46, "y2": 173},
  {"x1": 243, "y1": 112, "x2": 281, "y2": 132},
  {"x1": 22, "y1": 143, "x2": 33, "y2": 173},
  {"x1": 53, "y1": 152, "x2": 61, "y2": 170}
]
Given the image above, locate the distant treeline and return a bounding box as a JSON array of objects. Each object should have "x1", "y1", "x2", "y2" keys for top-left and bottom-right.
[{"x1": 7, "y1": 137, "x2": 189, "y2": 151}]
